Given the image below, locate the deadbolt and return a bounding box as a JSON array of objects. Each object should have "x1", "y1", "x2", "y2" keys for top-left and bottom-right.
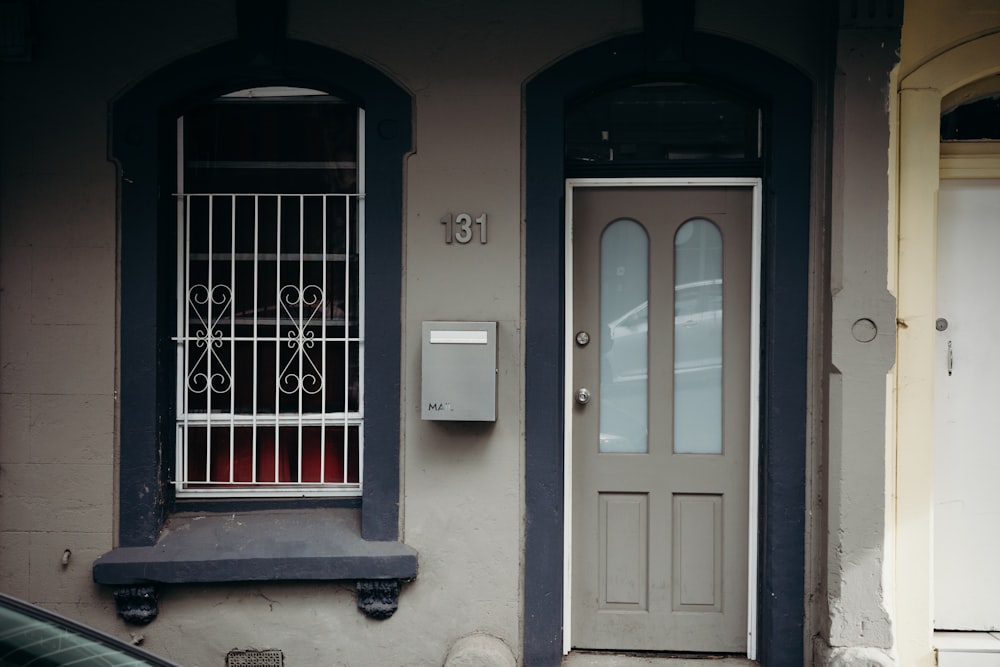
[
  {"x1": 936, "y1": 318, "x2": 948, "y2": 332},
  {"x1": 575, "y1": 331, "x2": 590, "y2": 346},
  {"x1": 575, "y1": 387, "x2": 591, "y2": 405}
]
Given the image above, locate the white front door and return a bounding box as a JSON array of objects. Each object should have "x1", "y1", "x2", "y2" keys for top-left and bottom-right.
[
  {"x1": 935, "y1": 179, "x2": 1000, "y2": 630},
  {"x1": 568, "y1": 181, "x2": 757, "y2": 653}
]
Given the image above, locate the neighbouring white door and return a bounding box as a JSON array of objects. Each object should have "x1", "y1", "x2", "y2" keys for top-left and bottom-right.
[
  {"x1": 570, "y1": 184, "x2": 753, "y2": 652},
  {"x1": 935, "y1": 179, "x2": 1000, "y2": 631}
]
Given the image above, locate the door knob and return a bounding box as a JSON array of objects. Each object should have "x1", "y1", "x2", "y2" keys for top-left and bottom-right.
[{"x1": 575, "y1": 387, "x2": 591, "y2": 405}]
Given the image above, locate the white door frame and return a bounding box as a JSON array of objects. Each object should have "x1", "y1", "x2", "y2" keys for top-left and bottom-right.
[{"x1": 562, "y1": 177, "x2": 763, "y2": 658}]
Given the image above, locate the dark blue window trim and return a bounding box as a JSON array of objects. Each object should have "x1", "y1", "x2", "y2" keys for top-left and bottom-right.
[
  {"x1": 523, "y1": 33, "x2": 811, "y2": 665},
  {"x1": 97, "y1": 38, "x2": 413, "y2": 585}
]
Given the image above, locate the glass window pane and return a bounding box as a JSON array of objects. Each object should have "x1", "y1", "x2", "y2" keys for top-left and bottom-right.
[
  {"x1": 184, "y1": 91, "x2": 358, "y2": 194},
  {"x1": 175, "y1": 88, "x2": 362, "y2": 496},
  {"x1": 566, "y1": 82, "x2": 760, "y2": 166},
  {"x1": 941, "y1": 95, "x2": 1000, "y2": 141},
  {"x1": 674, "y1": 219, "x2": 723, "y2": 454},
  {"x1": 600, "y1": 219, "x2": 648, "y2": 453}
]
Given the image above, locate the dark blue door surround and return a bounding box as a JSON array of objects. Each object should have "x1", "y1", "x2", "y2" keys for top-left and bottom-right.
[
  {"x1": 110, "y1": 37, "x2": 410, "y2": 546},
  {"x1": 523, "y1": 34, "x2": 811, "y2": 665}
]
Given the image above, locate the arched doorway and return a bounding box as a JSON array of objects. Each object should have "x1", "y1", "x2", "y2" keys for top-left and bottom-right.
[
  {"x1": 523, "y1": 31, "x2": 811, "y2": 665},
  {"x1": 896, "y1": 33, "x2": 1000, "y2": 666}
]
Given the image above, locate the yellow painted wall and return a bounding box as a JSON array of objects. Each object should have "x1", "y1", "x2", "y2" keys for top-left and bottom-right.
[
  {"x1": 895, "y1": 4, "x2": 1000, "y2": 666},
  {"x1": 899, "y1": 0, "x2": 1000, "y2": 79}
]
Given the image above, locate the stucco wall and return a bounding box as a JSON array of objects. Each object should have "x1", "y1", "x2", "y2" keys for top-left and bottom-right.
[
  {"x1": 0, "y1": 0, "x2": 239, "y2": 640},
  {"x1": 0, "y1": 1, "x2": 833, "y2": 665}
]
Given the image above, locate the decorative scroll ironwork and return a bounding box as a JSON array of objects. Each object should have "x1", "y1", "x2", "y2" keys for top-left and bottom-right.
[
  {"x1": 279, "y1": 284, "x2": 326, "y2": 396},
  {"x1": 186, "y1": 284, "x2": 233, "y2": 394},
  {"x1": 174, "y1": 191, "x2": 361, "y2": 496}
]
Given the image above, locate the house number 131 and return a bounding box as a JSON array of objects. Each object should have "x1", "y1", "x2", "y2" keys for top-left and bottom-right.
[{"x1": 441, "y1": 213, "x2": 488, "y2": 245}]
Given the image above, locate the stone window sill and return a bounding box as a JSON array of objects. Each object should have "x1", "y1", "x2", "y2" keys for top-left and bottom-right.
[{"x1": 92, "y1": 507, "x2": 417, "y2": 623}]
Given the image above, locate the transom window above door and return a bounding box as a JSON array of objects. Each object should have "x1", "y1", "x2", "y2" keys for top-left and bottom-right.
[
  {"x1": 941, "y1": 94, "x2": 1000, "y2": 141},
  {"x1": 565, "y1": 82, "x2": 762, "y2": 170},
  {"x1": 175, "y1": 87, "x2": 363, "y2": 498}
]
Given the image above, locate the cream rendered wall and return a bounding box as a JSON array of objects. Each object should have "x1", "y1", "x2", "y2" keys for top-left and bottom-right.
[
  {"x1": 697, "y1": 0, "x2": 831, "y2": 77},
  {"x1": 294, "y1": 2, "x2": 644, "y2": 663},
  {"x1": 818, "y1": 23, "x2": 900, "y2": 666},
  {"x1": 895, "y1": 3, "x2": 1000, "y2": 666},
  {"x1": 898, "y1": 0, "x2": 1000, "y2": 78},
  {"x1": 0, "y1": 2, "x2": 647, "y2": 664},
  {"x1": 0, "y1": 1, "x2": 833, "y2": 665},
  {"x1": 0, "y1": 0, "x2": 238, "y2": 639}
]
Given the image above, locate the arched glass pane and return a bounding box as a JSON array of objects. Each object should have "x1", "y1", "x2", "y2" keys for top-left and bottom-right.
[
  {"x1": 600, "y1": 219, "x2": 648, "y2": 453},
  {"x1": 941, "y1": 95, "x2": 1000, "y2": 141},
  {"x1": 183, "y1": 87, "x2": 357, "y2": 194},
  {"x1": 674, "y1": 219, "x2": 723, "y2": 454}
]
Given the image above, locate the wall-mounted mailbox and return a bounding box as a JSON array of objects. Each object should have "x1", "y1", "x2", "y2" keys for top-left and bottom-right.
[{"x1": 421, "y1": 321, "x2": 497, "y2": 421}]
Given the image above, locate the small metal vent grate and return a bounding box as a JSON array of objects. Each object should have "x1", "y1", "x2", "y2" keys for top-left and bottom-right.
[{"x1": 226, "y1": 649, "x2": 284, "y2": 667}]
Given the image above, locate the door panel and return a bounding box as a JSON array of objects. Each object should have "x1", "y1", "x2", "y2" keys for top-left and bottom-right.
[
  {"x1": 673, "y1": 494, "x2": 722, "y2": 610},
  {"x1": 934, "y1": 179, "x2": 1000, "y2": 630},
  {"x1": 600, "y1": 493, "x2": 648, "y2": 609},
  {"x1": 571, "y1": 186, "x2": 751, "y2": 652}
]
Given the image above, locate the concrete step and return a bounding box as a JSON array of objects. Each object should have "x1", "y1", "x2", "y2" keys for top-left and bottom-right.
[
  {"x1": 563, "y1": 651, "x2": 756, "y2": 666},
  {"x1": 936, "y1": 631, "x2": 1000, "y2": 667}
]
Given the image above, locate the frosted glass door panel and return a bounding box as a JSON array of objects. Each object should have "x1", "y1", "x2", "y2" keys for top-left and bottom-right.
[
  {"x1": 673, "y1": 219, "x2": 723, "y2": 454},
  {"x1": 600, "y1": 219, "x2": 649, "y2": 453}
]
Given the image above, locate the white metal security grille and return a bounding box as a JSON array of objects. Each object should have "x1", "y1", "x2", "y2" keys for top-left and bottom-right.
[{"x1": 174, "y1": 192, "x2": 363, "y2": 497}]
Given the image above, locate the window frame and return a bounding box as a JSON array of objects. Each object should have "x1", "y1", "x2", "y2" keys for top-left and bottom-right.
[
  {"x1": 173, "y1": 92, "x2": 366, "y2": 499},
  {"x1": 109, "y1": 39, "x2": 411, "y2": 549}
]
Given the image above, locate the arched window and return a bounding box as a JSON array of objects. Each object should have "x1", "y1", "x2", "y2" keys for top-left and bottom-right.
[
  {"x1": 95, "y1": 40, "x2": 414, "y2": 615},
  {"x1": 600, "y1": 218, "x2": 649, "y2": 454},
  {"x1": 941, "y1": 94, "x2": 1000, "y2": 140},
  {"x1": 175, "y1": 87, "x2": 364, "y2": 497},
  {"x1": 673, "y1": 218, "x2": 723, "y2": 455}
]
